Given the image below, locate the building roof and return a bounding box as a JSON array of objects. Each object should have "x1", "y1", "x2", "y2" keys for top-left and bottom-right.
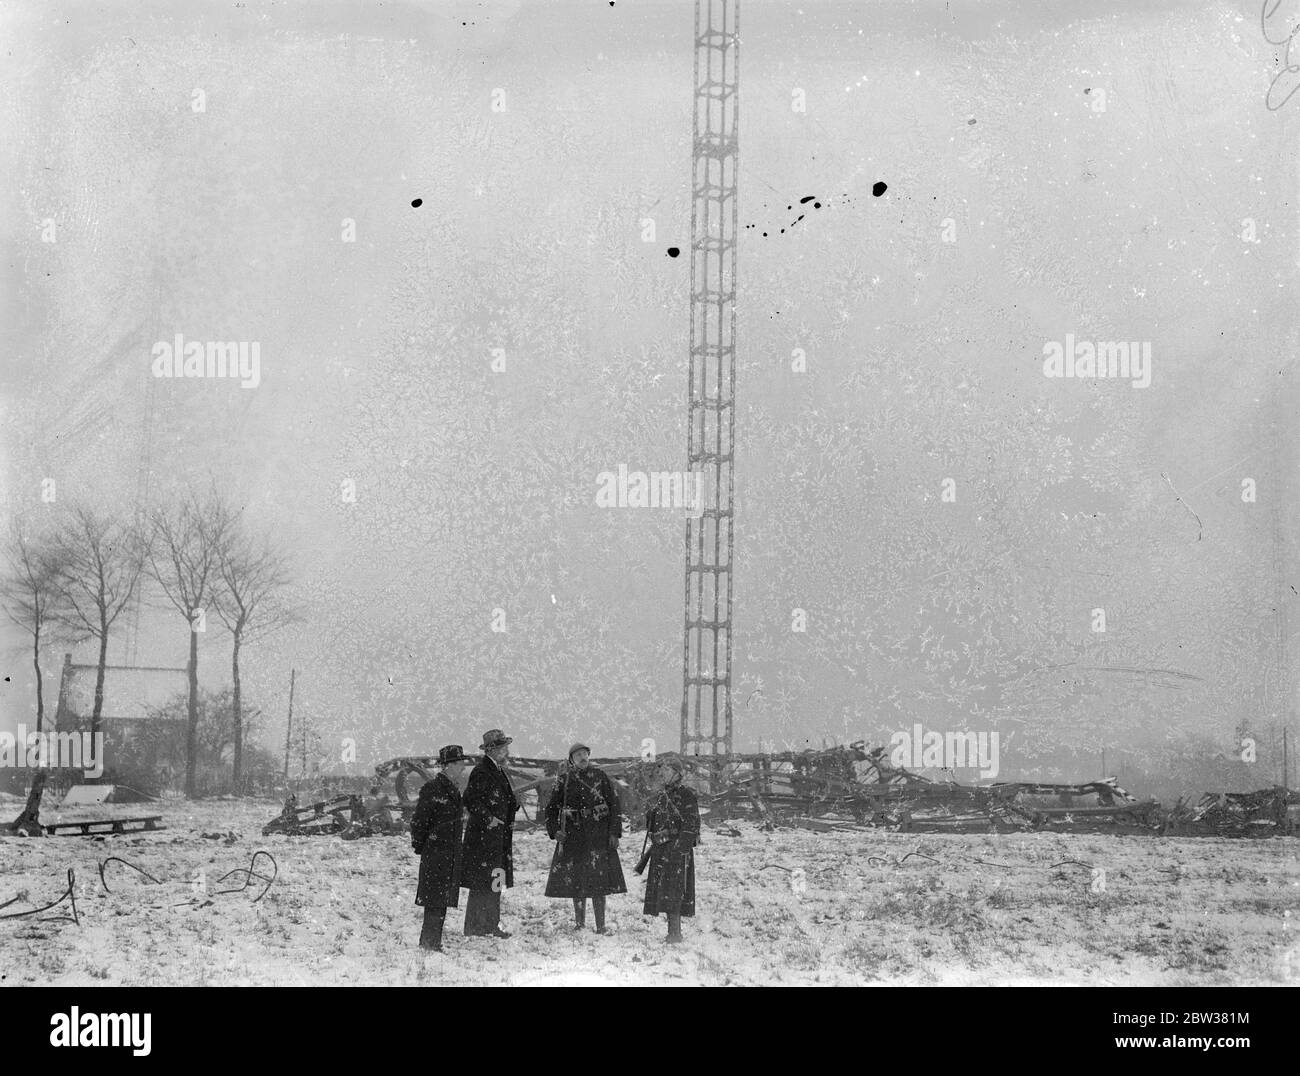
[{"x1": 56, "y1": 657, "x2": 189, "y2": 722}]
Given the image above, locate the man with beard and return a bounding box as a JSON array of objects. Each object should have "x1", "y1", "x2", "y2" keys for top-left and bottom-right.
[
  {"x1": 410, "y1": 745, "x2": 471, "y2": 952},
  {"x1": 544, "y1": 743, "x2": 627, "y2": 933},
  {"x1": 460, "y1": 729, "x2": 519, "y2": 938}
]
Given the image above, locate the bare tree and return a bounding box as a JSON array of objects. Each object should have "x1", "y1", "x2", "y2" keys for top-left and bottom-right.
[
  {"x1": 147, "y1": 493, "x2": 231, "y2": 798},
  {"x1": 1, "y1": 522, "x2": 68, "y2": 828},
  {"x1": 46, "y1": 505, "x2": 148, "y2": 780},
  {"x1": 213, "y1": 526, "x2": 297, "y2": 792}
]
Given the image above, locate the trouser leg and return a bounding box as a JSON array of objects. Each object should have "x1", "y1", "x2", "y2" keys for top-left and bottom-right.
[
  {"x1": 464, "y1": 890, "x2": 492, "y2": 936},
  {"x1": 592, "y1": 894, "x2": 606, "y2": 932},
  {"x1": 665, "y1": 902, "x2": 683, "y2": 942},
  {"x1": 419, "y1": 905, "x2": 446, "y2": 950},
  {"x1": 572, "y1": 897, "x2": 585, "y2": 928},
  {"x1": 485, "y1": 889, "x2": 503, "y2": 932}
]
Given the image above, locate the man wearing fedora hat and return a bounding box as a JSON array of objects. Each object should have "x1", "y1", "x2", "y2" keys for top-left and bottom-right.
[
  {"x1": 460, "y1": 729, "x2": 520, "y2": 938},
  {"x1": 411, "y1": 745, "x2": 472, "y2": 952}
]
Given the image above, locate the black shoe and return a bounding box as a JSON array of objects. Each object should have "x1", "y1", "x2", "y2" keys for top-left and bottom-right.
[
  {"x1": 490, "y1": 928, "x2": 512, "y2": 939},
  {"x1": 595, "y1": 925, "x2": 607, "y2": 935},
  {"x1": 420, "y1": 941, "x2": 444, "y2": 952}
]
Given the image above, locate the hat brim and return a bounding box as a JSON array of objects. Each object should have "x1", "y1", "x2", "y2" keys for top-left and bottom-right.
[{"x1": 481, "y1": 738, "x2": 513, "y2": 750}]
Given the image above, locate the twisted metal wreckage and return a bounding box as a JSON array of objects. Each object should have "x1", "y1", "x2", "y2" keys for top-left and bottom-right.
[
  {"x1": 2, "y1": 746, "x2": 1290, "y2": 846},
  {"x1": 0, "y1": 852, "x2": 277, "y2": 930},
  {"x1": 258, "y1": 743, "x2": 1300, "y2": 840}
]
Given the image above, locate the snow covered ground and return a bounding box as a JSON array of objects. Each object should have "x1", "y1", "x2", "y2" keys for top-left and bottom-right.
[{"x1": 1, "y1": 795, "x2": 1296, "y2": 986}]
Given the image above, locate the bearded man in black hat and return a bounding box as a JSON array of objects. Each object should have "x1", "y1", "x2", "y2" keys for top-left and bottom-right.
[
  {"x1": 410, "y1": 745, "x2": 472, "y2": 952},
  {"x1": 544, "y1": 743, "x2": 627, "y2": 933},
  {"x1": 460, "y1": 729, "x2": 519, "y2": 938}
]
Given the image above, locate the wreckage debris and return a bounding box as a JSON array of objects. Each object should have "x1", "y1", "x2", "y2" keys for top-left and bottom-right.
[
  {"x1": 98, "y1": 856, "x2": 163, "y2": 892},
  {"x1": 262, "y1": 794, "x2": 367, "y2": 837},
  {"x1": 267, "y1": 754, "x2": 652, "y2": 838},
  {"x1": 97, "y1": 851, "x2": 277, "y2": 906},
  {"x1": 0, "y1": 868, "x2": 79, "y2": 926},
  {"x1": 262, "y1": 744, "x2": 1298, "y2": 841},
  {"x1": 1164, "y1": 787, "x2": 1300, "y2": 837},
  {"x1": 210, "y1": 851, "x2": 277, "y2": 902}
]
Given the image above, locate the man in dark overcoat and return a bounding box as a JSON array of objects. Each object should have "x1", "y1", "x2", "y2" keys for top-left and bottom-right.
[
  {"x1": 641, "y1": 757, "x2": 701, "y2": 944},
  {"x1": 544, "y1": 743, "x2": 627, "y2": 932},
  {"x1": 460, "y1": 729, "x2": 519, "y2": 938},
  {"x1": 410, "y1": 745, "x2": 471, "y2": 951}
]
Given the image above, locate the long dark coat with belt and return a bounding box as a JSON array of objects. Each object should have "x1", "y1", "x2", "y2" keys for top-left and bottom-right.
[
  {"x1": 410, "y1": 771, "x2": 463, "y2": 908},
  {"x1": 543, "y1": 765, "x2": 628, "y2": 898},
  {"x1": 460, "y1": 757, "x2": 520, "y2": 891},
  {"x1": 642, "y1": 782, "x2": 701, "y2": 917}
]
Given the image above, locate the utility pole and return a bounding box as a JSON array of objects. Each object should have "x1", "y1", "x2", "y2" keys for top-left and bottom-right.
[
  {"x1": 1272, "y1": 382, "x2": 1293, "y2": 789},
  {"x1": 283, "y1": 667, "x2": 295, "y2": 781},
  {"x1": 1285, "y1": 727, "x2": 1290, "y2": 791}
]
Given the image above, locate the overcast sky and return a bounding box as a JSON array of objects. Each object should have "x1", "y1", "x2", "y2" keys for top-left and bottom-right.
[{"x1": 2, "y1": 0, "x2": 1296, "y2": 784}]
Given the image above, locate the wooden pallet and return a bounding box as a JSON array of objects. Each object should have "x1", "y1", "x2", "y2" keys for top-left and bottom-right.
[{"x1": 44, "y1": 816, "x2": 163, "y2": 836}]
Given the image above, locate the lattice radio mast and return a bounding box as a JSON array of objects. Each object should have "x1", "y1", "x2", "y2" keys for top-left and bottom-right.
[{"x1": 680, "y1": 0, "x2": 739, "y2": 759}]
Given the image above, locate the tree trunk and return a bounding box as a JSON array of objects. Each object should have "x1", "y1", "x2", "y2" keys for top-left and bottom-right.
[
  {"x1": 184, "y1": 620, "x2": 199, "y2": 798},
  {"x1": 33, "y1": 621, "x2": 44, "y2": 735},
  {"x1": 89, "y1": 615, "x2": 109, "y2": 784},
  {"x1": 231, "y1": 628, "x2": 243, "y2": 794},
  {"x1": 14, "y1": 622, "x2": 47, "y2": 830}
]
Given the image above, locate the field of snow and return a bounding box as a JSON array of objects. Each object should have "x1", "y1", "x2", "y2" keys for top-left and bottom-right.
[{"x1": 1, "y1": 795, "x2": 1297, "y2": 986}]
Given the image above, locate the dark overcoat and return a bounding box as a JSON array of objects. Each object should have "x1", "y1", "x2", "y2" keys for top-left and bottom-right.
[
  {"x1": 410, "y1": 771, "x2": 463, "y2": 908},
  {"x1": 460, "y1": 757, "x2": 520, "y2": 891},
  {"x1": 642, "y1": 783, "x2": 701, "y2": 917},
  {"x1": 543, "y1": 765, "x2": 628, "y2": 898}
]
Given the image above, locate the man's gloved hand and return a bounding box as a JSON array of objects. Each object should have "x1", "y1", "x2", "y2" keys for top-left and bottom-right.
[
  {"x1": 652, "y1": 831, "x2": 670, "y2": 846},
  {"x1": 608, "y1": 835, "x2": 619, "y2": 849}
]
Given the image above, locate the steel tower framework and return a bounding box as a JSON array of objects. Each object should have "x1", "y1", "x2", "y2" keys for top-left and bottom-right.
[{"x1": 680, "y1": 0, "x2": 739, "y2": 758}]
